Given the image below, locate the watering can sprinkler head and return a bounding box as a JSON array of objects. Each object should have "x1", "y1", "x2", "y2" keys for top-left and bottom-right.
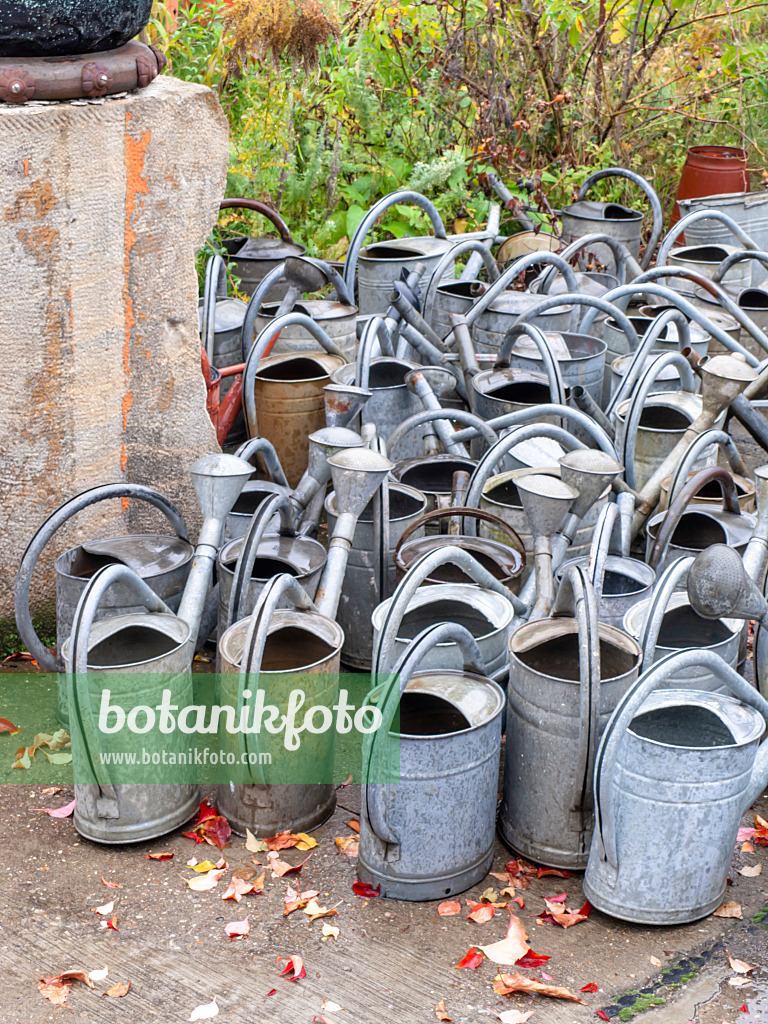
[
  {"x1": 515, "y1": 472, "x2": 579, "y2": 622},
  {"x1": 698, "y1": 354, "x2": 757, "y2": 418},
  {"x1": 323, "y1": 382, "x2": 372, "y2": 428},
  {"x1": 327, "y1": 447, "x2": 395, "y2": 524},
  {"x1": 291, "y1": 426, "x2": 363, "y2": 514},
  {"x1": 687, "y1": 544, "x2": 768, "y2": 624},
  {"x1": 274, "y1": 256, "x2": 333, "y2": 317},
  {"x1": 188, "y1": 454, "x2": 254, "y2": 525},
  {"x1": 557, "y1": 450, "x2": 623, "y2": 522}
]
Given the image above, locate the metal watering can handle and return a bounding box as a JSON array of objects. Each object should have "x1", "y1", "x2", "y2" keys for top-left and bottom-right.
[
  {"x1": 227, "y1": 492, "x2": 297, "y2": 629},
  {"x1": 201, "y1": 254, "x2": 227, "y2": 362},
  {"x1": 715, "y1": 249, "x2": 768, "y2": 284},
  {"x1": 648, "y1": 467, "x2": 741, "y2": 571},
  {"x1": 537, "y1": 233, "x2": 634, "y2": 293},
  {"x1": 234, "y1": 436, "x2": 289, "y2": 490},
  {"x1": 68, "y1": 563, "x2": 174, "y2": 813},
  {"x1": 385, "y1": 407, "x2": 498, "y2": 459},
  {"x1": 394, "y1": 506, "x2": 525, "y2": 566},
  {"x1": 594, "y1": 647, "x2": 768, "y2": 872},
  {"x1": 618, "y1": 352, "x2": 697, "y2": 492},
  {"x1": 634, "y1": 266, "x2": 768, "y2": 359},
  {"x1": 422, "y1": 238, "x2": 500, "y2": 326},
  {"x1": 551, "y1": 564, "x2": 602, "y2": 818},
  {"x1": 356, "y1": 316, "x2": 396, "y2": 388},
  {"x1": 234, "y1": 573, "x2": 320, "y2": 775},
  {"x1": 576, "y1": 167, "x2": 663, "y2": 271},
  {"x1": 241, "y1": 312, "x2": 345, "y2": 437},
  {"x1": 657, "y1": 209, "x2": 760, "y2": 270},
  {"x1": 515, "y1": 292, "x2": 640, "y2": 353},
  {"x1": 363, "y1": 621, "x2": 486, "y2": 847},
  {"x1": 451, "y1": 403, "x2": 617, "y2": 457},
  {"x1": 241, "y1": 265, "x2": 287, "y2": 356},
  {"x1": 15, "y1": 483, "x2": 189, "y2": 672},
  {"x1": 604, "y1": 308, "x2": 692, "y2": 419},
  {"x1": 637, "y1": 556, "x2": 695, "y2": 666},
  {"x1": 587, "y1": 502, "x2": 621, "y2": 605},
  {"x1": 494, "y1": 323, "x2": 568, "y2": 406},
  {"x1": 666, "y1": 430, "x2": 747, "y2": 508},
  {"x1": 371, "y1": 544, "x2": 520, "y2": 678},
  {"x1": 597, "y1": 280, "x2": 762, "y2": 367},
  {"x1": 343, "y1": 190, "x2": 447, "y2": 298},
  {"x1": 219, "y1": 198, "x2": 294, "y2": 245}
]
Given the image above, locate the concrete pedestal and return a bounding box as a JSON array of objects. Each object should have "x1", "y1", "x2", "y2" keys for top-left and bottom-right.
[{"x1": 0, "y1": 76, "x2": 228, "y2": 624}]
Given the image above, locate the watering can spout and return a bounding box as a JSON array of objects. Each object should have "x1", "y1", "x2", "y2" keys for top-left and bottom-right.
[
  {"x1": 323, "y1": 383, "x2": 372, "y2": 428},
  {"x1": 177, "y1": 454, "x2": 253, "y2": 634},
  {"x1": 743, "y1": 465, "x2": 768, "y2": 585},
  {"x1": 687, "y1": 544, "x2": 768, "y2": 624}
]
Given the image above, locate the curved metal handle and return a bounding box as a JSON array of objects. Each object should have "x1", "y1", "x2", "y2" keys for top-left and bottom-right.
[
  {"x1": 240, "y1": 264, "x2": 287, "y2": 357},
  {"x1": 386, "y1": 407, "x2": 498, "y2": 459},
  {"x1": 67, "y1": 564, "x2": 173, "y2": 803},
  {"x1": 14, "y1": 483, "x2": 188, "y2": 672},
  {"x1": 460, "y1": 404, "x2": 616, "y2": 458},
  {"x1": 648, "y1": 467, "x2": 741, "y2": 570},
  {"x1": 493, "y1": 323, "x2": 568, "y2": 406},
  {"x1": 356, "y1": 316, "x2": 397, "y2": 388},
  {"x1": 421, "y1": 237, "x2": 500, "y2": 326},
  {"x1": 219, "y1": 198, "x2": 294, "y2": 245},
  {"x1": 537, "y1": 232, "x2": 634, "y2": 294},
  {"x1": 593, "y1": 646, "x2": 768, "y2": 871},
  {"x1": 632, "y1": 266, "x2": 768, "y2": 357},
  {"x1": 637, "y1": 556, "x2": 696, "y2": 665},
  {"x1": 455, "y1": 252, "x2": 581, "y2": 338},
  {"x1": 605, "y1": 308, "x2": 692, "y2": 419},
  {"x1": 514, "y1": 292, "x2": 640, "y2": 355},
  {"x1": 242, "y1": 313, "x2": 345, "y2": 437},
  {"x1": 371, "y1": 545, "x2": 517, "y2": 677},
  {"x1": 551, "y1": 563, "x2": 602, "y2": 816},
  {"x1": 363, "y1": 621, "x2": 486, "y2": 846},
  {"x1": 657, "y1": 209, "x2": 759, "y2": 269},
  {"x1": 587, "y1": 502, "x2": 621, "y2": 604},
  {"x1": 226, "y1": 492, "x2": 296, "y2": 629},
  {"x1": 343, "y1": 191, "x2": 447, "y2": 297},
  {"x1": 618, "y1": 353, "x2": 697, "y2": 492},
  {"x1": 234, "y1": 436, "x2": 289, "y2": 490},
  {"x1": 577, "y1": 167, "x2": 664, "y2": 270},
  {"x1": 201, "y1": 254, "x2": 227, "y2": 361},
  {"x1": 394, "y1": 505, "x2": 525, "y2": 563},
  {"x1": 665, "y1": 429, "x2": 747, "y2": 508},
  {"x1": 713, "y1": 248, "x2": 768, "y2": 284}
]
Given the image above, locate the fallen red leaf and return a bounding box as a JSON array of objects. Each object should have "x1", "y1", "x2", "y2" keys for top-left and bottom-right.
[
  {"x1": 224, "y1": 915, "x2": 250, "y2": 938},
  {"x1": 578, "y1": 900, "x2": 592, "y2": 917},
  {"x1": 31, "y1": 799, "x2": 76, "y2": 818},
  {"x1": 0, "y1": 717, "x2": 20, "y2": 735},
  {"x1": 101, "y1": 876, "x2": 123, "y2": 888},
  {"x1": 580, "y1": 982, "x2": 599, "y2": 993},
  {"x1": 438, "y1": 900, "x2": 461, "y2": 916},
  {"x1": 263, "y1": 830, "x2": 303, "y2": 851},
  {"x1": 515, "y1": 950, "x2": 551, "y2": 969},
  {"x1": 107, "y1": 914, "x2": 118, "y2": 931},
  {"x1": 265, "y1": 989, "x2": 277, "y2": 997},
  {"x1": 479, "y1": 910, "x2": 531, "y2": 965},
  {"x1": 537, "y1": 867, "x2": 572, "y2": 878},
  {"x1": 268, "y1": 851, "x2": 313, "y2": 877},
  {"x1": 467, "y1": 900, "x2": 496, "y2": 924},
  {"x1": 547, "y1": 891, "x2": 568, "y2": 903},
  {"x1": 279, "y1": 954, "x2": 306, "y2": 981},
  {"x1": 346, "y1": 819, "x2": 360, "y2": 833},
  {"x1": 492, "y1": 973, "x2": 586, "y2": 1004},
  {"x1": 145, "y1": 852, "x2": 174, "y2": 861},
  {"x1": 352, "y1": 880, "x2": 380, "y2": 897},
  {"x1": 193, "y1": 800, "x2": 217, "y2": 825},
  {"x1": 597, "y1": 1012, "x2": 610, "y2": 1021},
  {"x1": 200, "y1": 815, "x2": 231, "y2": 851},
  {"x1": 182, "y1": 830, "x2": 206, "y2": 844},
  {"x1": 740, "y1": 1005, "x2": 748, "y2": 1013},
  {"x1": 38, "y1": 970, "x2": 94, "y2": 1007},
  {"x1": 455, "y1": 948, "x2": 483, "y2": 969}
]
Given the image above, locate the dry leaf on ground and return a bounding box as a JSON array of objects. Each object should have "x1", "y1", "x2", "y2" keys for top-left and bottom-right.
[
  {"x1": 493, "y1": 973, "x2": 586, "y2": 1004},
  {"x1": 104, "y1": 981, "x2": 131, "y2": 998},
  {"x1": 435, "y1": 998, "x2": 451, "y2": 1021},
  {"x1": 478, "y1": 911, "x2": 530, "y2": 965},
  {"x1": 714, "y1": 901, "x2": 743, "y2": 919}
]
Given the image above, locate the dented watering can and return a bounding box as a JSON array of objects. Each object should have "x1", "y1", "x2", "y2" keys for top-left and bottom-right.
[
  {"x1": 501, "y1": 564, "x2": 642, "y2": 868},
  {"x1": 219, "y1": 197, "x2": 305, "y2": 299},
  {"x1": 358, "y1": 622, "x2": 504, "y2": 900},
  {"x1": 584, "y1": 649, "x2": 768, "y2": 924}
]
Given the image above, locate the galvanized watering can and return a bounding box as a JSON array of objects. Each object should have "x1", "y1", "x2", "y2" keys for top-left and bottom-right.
[
  {"x1": 15, "y1": 482, "x2": 193, "y2": 725},
  {"x1": 584, "y1": 649, "x2": 768, "y2": 924},
  {"x1": 217, "y1": 574, "x2": 343, "y2": 835},
  {"x1": 657, "y1": 209, "x2": 761, "y2": 299},
  {"x1": 219, "y1": 197, "x2": 305, "y2": 299},
  {"x1": 61, "y1": 453, "x2": 254, "y2": 843},
  {"x1": 223, "y1": 436, "x2": 291, "y2": 543},
  {"x1": 658, "y1": 429, "x2": 753, "y2": 513},
  {"x1": 358, "y1": 622, "x2": 504, "y2": 900},
  {"x1": 559, "y1": 167, "x2": 663, "y2": 269},
  {"x1": 622, "y1": 556, "x2": 741, "y2": 692},
  {"x1": 501, "y1": 564, "x2": 642, "y2": 868},
  {"x1": 200, "y1": 254, "x2": 247, "y2": 390},
  {"x1": 678, "y1": 191, "x2": 768, "y2": 282}
]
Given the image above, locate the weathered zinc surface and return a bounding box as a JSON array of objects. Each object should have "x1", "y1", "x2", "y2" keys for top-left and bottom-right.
[{"x1": 0, "y1": 76, "x2": 227, "y2": 621}]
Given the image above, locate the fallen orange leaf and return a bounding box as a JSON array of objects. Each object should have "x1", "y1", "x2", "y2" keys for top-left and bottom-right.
[
  {"x1": 492, "y1": 973, "x2": 586, "y2": 1004},
  {"x1": 104, "y1": 981, "x2": 131, "y2": 998},
  {"x1": 435, "y1": 998, "x2": 451, "y2": 1021},
  {"x1": 438, "y1": 900, "x2": 461, "y2": 916}
]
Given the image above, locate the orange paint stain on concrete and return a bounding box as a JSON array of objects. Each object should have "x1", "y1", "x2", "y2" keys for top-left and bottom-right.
[
  {"x1": 122, "y1": 112, "x2": 151, "y2": 477},
  {"x1": 23, "y1": 158, "x2": 29, "y2": 176}
]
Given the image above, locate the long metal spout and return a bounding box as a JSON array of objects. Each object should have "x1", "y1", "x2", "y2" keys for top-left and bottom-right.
[
  {"x1": 743, "y1": 466, "x2": 768, "y2": 587},
  {"x1": 290, "y1": 426, "x2": 363, "y2": 516},
  {"x1": 314, "y1": 448, "x2": 394, "y2": 619},
  {"x1": 177, "y1": 454, "x2": 253, "y2": 635},
  {"x1": 515, "y1": 473, "x2": 578, "y2": 621}
]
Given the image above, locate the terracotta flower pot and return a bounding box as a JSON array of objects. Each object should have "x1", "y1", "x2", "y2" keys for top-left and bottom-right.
[{"x1": 670, "y1": 145, "x2": 749, "y2": 233}]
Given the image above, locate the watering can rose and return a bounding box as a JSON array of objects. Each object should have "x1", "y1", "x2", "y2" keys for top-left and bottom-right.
[{"x1": 97, "y1": 687, "x2": 383, "y2": 749}]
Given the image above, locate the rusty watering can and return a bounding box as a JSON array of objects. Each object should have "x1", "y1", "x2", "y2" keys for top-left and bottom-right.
[
  {"x1": 200, "y1": 254, "x2": 248, "y2": 394},
  {"x1": 241, "y1": 312, "x2": 346, "y2": 487},
  {"x1": 645, "y1": 467, "x2": 754, "y2": 573},
  {"x1": 559, "y1": 167, "x2": 663, "y2": 269},
  {"x1": 15, "y1": 483, "x2": 193, "y2": 724},
  {"x1": 61, "y1": 453, "x2": 254, "y2": 843},
  {"x1": 219, "y1": 197, "x2": 304, "y2": 299},
  {"x1": 358, "y1": 623, "x2": 504, "y2": 900},
  {"x1": 558, "y1": 498, "x2": 655, "y2": 631},
  {"x1": 372, "y1": 546, "x2": 522, "y2": 683},
  {"x1": 584, "y1": 649, "x2": 768, "y2": 924},
  {"x1": 217, "y1": 573, "x2": 343, "y2": 835},
  {"x1": 623, "y1": 557, "x2": 741, "y2": 692},
  {"x1": 501, "y1": 564, "x2": 642, "y2": 869}
]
